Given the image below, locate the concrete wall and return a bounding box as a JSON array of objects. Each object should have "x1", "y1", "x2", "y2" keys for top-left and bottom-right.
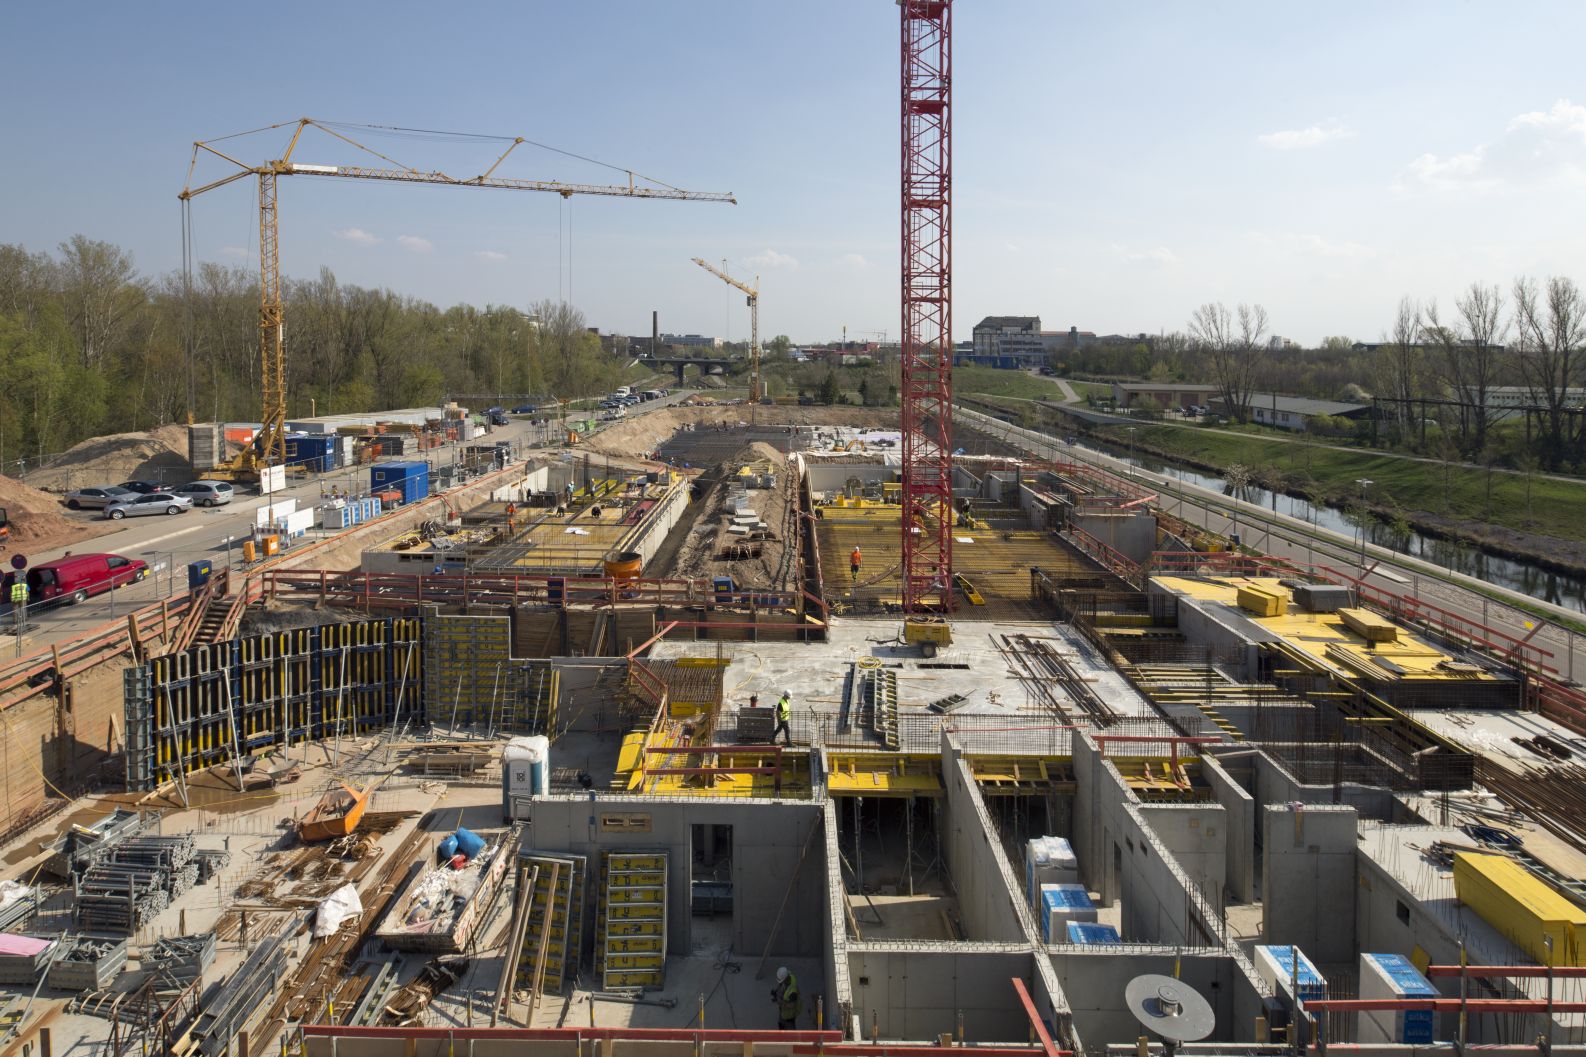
[
  {"x1": 524, "y1": 796, "x2": 828, "y2": 962},
  {"x1": 1248, "y1": 747, "x2": 1401, "y2": 821},
  {"x1": 1071, "y1": 511, "x2": 1157, "y2": 565},
  {"x1": 1200, "y1": 753, "x2": 1257, "y2": 903},
  {"x1": 1071, "y1": 736, "x2": 1226, "y2": 947},
  {"x1": 940, "y1": 737, "x2": 1037, "y2": 943},
  {"x1": 806, "y1": 464, "x2": 896, "y2": 492},
  {"x1": 846, "y1": 945, "x2": 1038, "y2": 1042},
  {"x1": 1261, "y1": 804, "x2": 1357, "y2": 963},
  {"x1": 1152, "y1": 588, "x2": 1277, "y2": 679},
  {"x1": 1049, "y1": 948, "x2": 1261, "y2": 1046},
  {"x1": 821, "y1": 797, "x2": 853, "y2": 1031},
  {"x1": 1138, "y1": 803, "x2": 1227, "y2": 908}
]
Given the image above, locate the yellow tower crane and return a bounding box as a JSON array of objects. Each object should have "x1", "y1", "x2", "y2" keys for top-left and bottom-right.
[
  {"x1": 690, "y1": 257, "x2": 761, "y2": 405},
  {"x1": 179, "y1": 118, "x2": 736, "y2": 481}
]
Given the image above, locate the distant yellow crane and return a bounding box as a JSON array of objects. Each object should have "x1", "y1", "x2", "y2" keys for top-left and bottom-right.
[
  {"x1": 179, "y1": 118, "x2": 735, "y2": 481},
  {"x1": 691, "y1": 257, "x2": 761, "y2": 404}
]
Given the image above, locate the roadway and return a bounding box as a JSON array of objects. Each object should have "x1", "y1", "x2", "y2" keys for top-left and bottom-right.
[
  {"x1": 0, "y1": 391, "x2": 698, "y2": 656},
  {"x1": 956, "y1": 405, "x2": 1586, "y2": 687}
]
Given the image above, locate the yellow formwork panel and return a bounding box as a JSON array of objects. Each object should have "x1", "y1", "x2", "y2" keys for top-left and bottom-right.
[
  {"x1": 827, "y1": 753, "x2": 942, "y2": 796},
  {"x1": 967, "y1": 755, "x2": 1073, "y2": 793},
  {"x1": 1155, "y1": 576, "x2": 1504, "y2": 685},
  {"x1": 1454, "y1": 852, "x2": 1586, "y2": 967}
]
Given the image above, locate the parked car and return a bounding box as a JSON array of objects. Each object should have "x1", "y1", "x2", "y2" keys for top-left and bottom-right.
[
  {"x1": 64, "y1": 486, "x2": 136, "y2": 510},
  {"x1": 512, "y1": 404, "x2": 538, "y2": 414},
  {"x1": 118, "y1": 480, "x2": 173, "y2": 495},
  {"x1": 103, "y1": 493, "x2": 192, "y2": 520},
  {"x1": 24, "y1": 553, "x2": 147, "y2": 604},
  {"x1": 172, "y1": 481, "x2": 234, "y2": 507}
]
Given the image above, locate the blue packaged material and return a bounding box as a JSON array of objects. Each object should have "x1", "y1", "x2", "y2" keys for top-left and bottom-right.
[
  {"x1": 1360, "y1": 953, "x2": 1436, "y2": 1044},
  {"x1": 1065, "y1": 922, "x2": 1120, "y2": 944},
  {"x1": 437, "y1": 834, "x2": 458, "y2": 860}
]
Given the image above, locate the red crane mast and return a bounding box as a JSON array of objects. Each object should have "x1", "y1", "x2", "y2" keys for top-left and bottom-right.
[{"x1": 899, "y1": 0, "x2": 955, "y2": 612}]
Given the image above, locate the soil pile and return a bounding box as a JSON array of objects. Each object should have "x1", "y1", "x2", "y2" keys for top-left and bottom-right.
[
  {"x1": 0, "y1": 474, "x2": 113, "y2": 554},
  {"x1": 24, "y1": 424, "x2": 193, "y2": 492}
]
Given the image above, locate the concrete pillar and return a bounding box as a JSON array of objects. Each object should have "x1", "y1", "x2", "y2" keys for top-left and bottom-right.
[{"x1": 1261, "y1": 804, "x2": 1357, "y2": 963}]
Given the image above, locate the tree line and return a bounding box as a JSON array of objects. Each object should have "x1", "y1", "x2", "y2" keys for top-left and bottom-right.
[
  {"x1": 1055, "y1": 276, "x2": 1586, "y2": 471},
  {"x1": 0, "y1": 236, "x2": 629, "y2": 473}
]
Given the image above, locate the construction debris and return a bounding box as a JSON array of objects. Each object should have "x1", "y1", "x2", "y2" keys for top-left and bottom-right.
[{"x1": 46, "y1": 936, "x2": 128, "y2": 991}]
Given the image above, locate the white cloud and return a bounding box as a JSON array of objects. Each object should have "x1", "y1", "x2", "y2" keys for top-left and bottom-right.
[
  {"x1": 1403, "y1": 98, "x2": 1586, "y2": 191},
  {"x1": 398, "y1": 235, "x2": 433, "y2": 253},
  {"x1": 1245, "y1": 230, "x2": 1375, "y2": 259},
  {"x1": 220, "y1": 246, "x2": 247, "y2": 258},
  {"x1": 475, "y1": 250, "x2": 508, "y2": 262},
  {"x1": 1258, "y1": 123, "x2": 1354, "y2": 150},
  {"x1": 334, "y1": 227, "x2": 379, "y2": 245},
  {"x1": 744, "y1": 248, "x2": 799, "y2": 270},
  {"x1": 1111, "y1": 244, "x2": 1178, "y2": 267},
  {"x1": 838, "y1": 252, "x2": 874, "y2": 270}
]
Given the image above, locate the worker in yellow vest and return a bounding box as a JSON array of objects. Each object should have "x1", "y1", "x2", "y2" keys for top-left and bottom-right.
[
  {"x1": 772, "y1": 966, "x2": 800, "y2": 1029},
  {"x1": 773, "y1": 690, "x2": 793, "y2": 747}
]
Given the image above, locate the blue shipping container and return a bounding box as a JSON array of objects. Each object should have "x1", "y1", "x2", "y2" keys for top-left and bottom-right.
[{"x1": 285, "y1": 434, "x2": 336, "y2": 473}]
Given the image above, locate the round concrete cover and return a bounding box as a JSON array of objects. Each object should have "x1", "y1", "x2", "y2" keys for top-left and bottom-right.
[{"x1": 1124, "y1": 974, "x2": 1216, "y2": 1042}]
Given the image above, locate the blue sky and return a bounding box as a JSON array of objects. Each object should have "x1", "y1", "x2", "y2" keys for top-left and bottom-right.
[{"x1": 4, "y1": 2, "x2": 1586, "y2": 345}]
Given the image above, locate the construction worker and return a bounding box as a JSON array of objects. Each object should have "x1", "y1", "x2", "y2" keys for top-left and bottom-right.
[
  {"x1": 772, "y1": 966, "x2": 800, "y2": 1029},
  {"x1": 773, "y1": 690, "x2": 793, "y2": 747},
  {"x1": 850, "y1": 546, "x2": 862, "y2": 580}
]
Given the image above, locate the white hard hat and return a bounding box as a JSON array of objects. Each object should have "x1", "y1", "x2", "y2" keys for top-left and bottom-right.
[
  {"x1": 776, "y1": 966, "x2": 789, "y2": 982},
  {"x1": 783, "y1": 690, "x2": 792, "y2": 697}
]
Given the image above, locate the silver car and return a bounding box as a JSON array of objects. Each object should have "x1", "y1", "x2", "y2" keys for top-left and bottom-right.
[
  {"x1": 64, "y1": 485, "x2": 136, "y2": 510},
  {"x1": 172, "y1": 480, "x2": 234, "y2": 507},
  {"x1": 103, "y1": 493, "x2": 192, "y2": 520}
]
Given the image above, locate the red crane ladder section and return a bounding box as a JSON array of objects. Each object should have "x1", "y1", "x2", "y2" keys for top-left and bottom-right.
[{"x1": 900, "y1": 0, "x2": 954, "y2": 613}]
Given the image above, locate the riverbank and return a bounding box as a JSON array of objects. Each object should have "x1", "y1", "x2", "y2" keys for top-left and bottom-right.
[{"x1": 1085, "y1": 418, "x2": 1586, "y2": 578}]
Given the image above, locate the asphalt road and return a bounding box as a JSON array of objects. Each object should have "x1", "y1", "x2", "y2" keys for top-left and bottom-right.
[
  {"x1": 0, "y1": 391, "x2": 698, "y2": 655},
  {"x1": 956, "y1": 405, "x2": 1586, "y2": 687}
]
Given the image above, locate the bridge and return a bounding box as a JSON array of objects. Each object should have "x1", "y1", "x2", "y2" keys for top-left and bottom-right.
[{"x1": 636, "y1": 354, "x2": 741, "y2": 384}]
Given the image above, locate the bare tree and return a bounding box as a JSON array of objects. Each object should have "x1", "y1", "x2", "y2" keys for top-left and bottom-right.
[
  {"x1": 1454, "y1": 281, "x2": 1508, "y2": 454},
  {"x1": 1377, "y1": 296, "x2": 1422, "y2": 434},
  {"x1": 1513, "y1": 275, "x2": 1586, "y2": 467},
  {"x1": 1189, "y1": 302, "x2": 1269, "y2": 423}
]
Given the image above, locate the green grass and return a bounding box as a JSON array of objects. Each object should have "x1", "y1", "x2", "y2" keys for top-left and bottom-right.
[
  {"x1": 951, "y1": 365, "x2": 1069, "y2": 400},
  {"x1": 1063, "y1": 378, "x2": 1113, "y2": 398},
  {"x1": 1095, "y1": 421, "x2": 1586, "y2": 542}
]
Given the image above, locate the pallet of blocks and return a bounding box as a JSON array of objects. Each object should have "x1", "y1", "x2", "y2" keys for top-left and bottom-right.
[
  {"x1": 594, "y1": 851, "x2": 667, "y2": 990},
  {"x1": 516, "y1": 852, "x2": 587, "y2": 995}
]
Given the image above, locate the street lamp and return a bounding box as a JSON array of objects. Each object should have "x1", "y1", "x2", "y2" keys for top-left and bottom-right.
[
  {"x1": 1125, "y1": 427, "x2": 1138, "y2": 477},
  {"x1": 1354, "y1": 477, "x2": 1374, "y2": 573}
]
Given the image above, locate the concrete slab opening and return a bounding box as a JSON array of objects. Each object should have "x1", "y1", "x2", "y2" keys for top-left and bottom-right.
[
  {"x1": 690, "y1": 822, "x2": 735, "y2": 954},
  {"x1": 836, "y1": 794, "x2": 959, "y2": 941}
]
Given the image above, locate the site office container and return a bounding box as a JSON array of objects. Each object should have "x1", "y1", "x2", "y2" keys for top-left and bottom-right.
[
  {"x1": 284, "y1": 434, "x2": 337, "y2": 473},
  {"x1": 1453, "y1": 852, "x2": 1586, "y2": 966},
  {"x1": 25, "y1": 553, "x2": 147, "y2": 603},
  {"x1": 370, "y1": 462, "x2": 430, "y2": 506}
]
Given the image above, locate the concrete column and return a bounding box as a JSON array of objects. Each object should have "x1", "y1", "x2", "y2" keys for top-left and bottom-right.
[{"x1": 1261, "y1": 804, "x2": 1357, "y2": 963}]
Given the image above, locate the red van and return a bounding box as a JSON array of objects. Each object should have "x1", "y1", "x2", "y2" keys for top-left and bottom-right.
[{"x1": 25, "y1": 553, "x2": 147, "y2": 604}]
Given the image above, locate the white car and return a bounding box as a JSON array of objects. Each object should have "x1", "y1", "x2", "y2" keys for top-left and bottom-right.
[{"x1": 103, "y1": 493, "x2": 192, "y2": 520}]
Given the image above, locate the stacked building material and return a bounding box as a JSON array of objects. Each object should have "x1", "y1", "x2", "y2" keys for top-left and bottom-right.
[
  {"x1": 0, "y1": 935, "x2": 57, "y2": 985},
  {"x1": 76, "y1": 835, "x2": 199, "y2": 932},
  {"x1": 145, "y1": 933, "x2": 218, "y2": 985},
  {"x1": 47, "y1": 936, "x2": 129, "y2": 991},
  {"x1": 191, "y1": 934, "x2": 285, "y2": 1056},
  {"x1": 0, "y1": 883, "x2": 37, "y2": 933},
  {"x1": 195, "y1": 849, "x2": 231, "y2": 885}
]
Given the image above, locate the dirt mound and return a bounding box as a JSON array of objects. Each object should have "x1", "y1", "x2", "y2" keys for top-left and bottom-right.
[
  {"x1": 24, "y1": 424, "x2": 192, "y2": 492},
  {"x1": 0, "y1": 474, "x2": 113, "y2": 554},
  {"x1": 582, "y1": 404, "x2": 888, "y2": 459},
  {"x1": 742, "y1": 441, "x2": 788, "y2": 466}
]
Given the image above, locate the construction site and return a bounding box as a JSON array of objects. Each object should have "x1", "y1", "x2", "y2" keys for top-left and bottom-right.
[{"x1": 3, "y1": 6, "x2": 1586, "y2": 1057}]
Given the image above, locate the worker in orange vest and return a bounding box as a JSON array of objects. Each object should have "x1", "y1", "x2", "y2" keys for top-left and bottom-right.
[{"x1": 850, "y1": 546, "x2": 862, "y2": 580}]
